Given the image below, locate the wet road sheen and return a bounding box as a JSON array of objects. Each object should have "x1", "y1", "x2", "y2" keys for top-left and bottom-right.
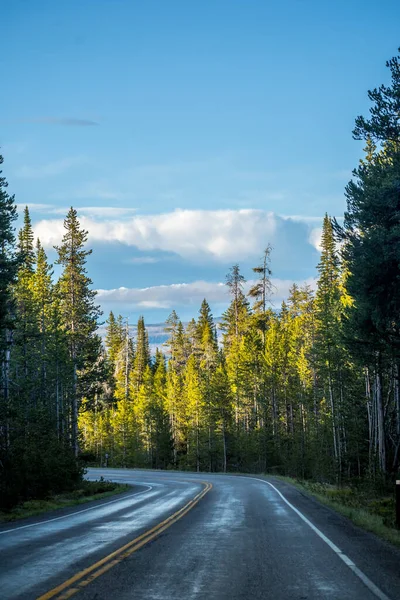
[{"x1": 1, "y1": 469, "x2": 400, "y2": 600}]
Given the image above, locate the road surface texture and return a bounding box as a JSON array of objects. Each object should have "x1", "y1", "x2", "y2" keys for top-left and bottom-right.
[{"x1": 1, "y1": 469, "x2": 400, "y2": 600}]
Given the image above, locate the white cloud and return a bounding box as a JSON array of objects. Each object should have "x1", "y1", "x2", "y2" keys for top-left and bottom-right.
[
  {"x1": 138, "y1": 300, "x2": 172, "y2": 309},
  {"x1": 96, "y1": 277, "x2": 317, "y2": 312},
  {"x1": 15, "y1": 156, "x2": 87, "y2": 179},
  {"x1": 308, "y1": 227, "x2": 323, "y2": 252},
  {"x1": 33, "y1": 209, "x2": 297, "y2": 260},
  {"x1": 96, "y1": 281, "x2": 228, "y2": 308},
  {"x1": 35, "y1": 219, "x2": 66, "y2": 245},
  {"x1": 282, "y1": 215, "x2": 323, "y2": 223}
]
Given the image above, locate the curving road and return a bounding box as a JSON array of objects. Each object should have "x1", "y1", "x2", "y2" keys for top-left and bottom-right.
[{"x1": 1, "y1": 468, "x2": 400, "y2": 600}]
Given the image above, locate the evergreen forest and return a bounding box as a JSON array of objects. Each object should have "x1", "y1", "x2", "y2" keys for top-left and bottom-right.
[{"x1": 1, "y1": 50, "x2": 400, "y2": 510}]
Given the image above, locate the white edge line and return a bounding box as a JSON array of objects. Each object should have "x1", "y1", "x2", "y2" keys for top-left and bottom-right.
[
  {"x1": 0, "y1": 485, "x2": 153, "y2": 535},
  {"x1": 250, "y1": 477, "x2": 391, "y2": 600}
]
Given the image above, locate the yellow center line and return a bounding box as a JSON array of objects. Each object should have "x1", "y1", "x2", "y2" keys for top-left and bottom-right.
[{"x1": 37, "y1": 481, "x2": 212, "y2": 600}]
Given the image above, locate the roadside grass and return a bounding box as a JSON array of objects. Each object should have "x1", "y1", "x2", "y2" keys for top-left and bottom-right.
[
  {"x1": 270, "y1": 475, "x2": 400, "y2": 548},
  {"x1": 0, "y1": 479, "x2": 130, "y2": 523}
]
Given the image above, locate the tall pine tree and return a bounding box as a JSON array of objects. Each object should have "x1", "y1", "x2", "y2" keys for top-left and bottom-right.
[{"x1": 55, "y1": 208, "x2": 102, "y2": 456}]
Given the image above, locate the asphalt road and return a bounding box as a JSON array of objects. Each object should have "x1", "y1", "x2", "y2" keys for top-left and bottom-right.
[{"x1": 1, "y1": 469, "x2": 400, "y2": 600}]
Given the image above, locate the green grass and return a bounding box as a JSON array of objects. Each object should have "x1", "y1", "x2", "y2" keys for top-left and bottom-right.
[
  {"x1": 0, "y1": 479, "x2": 130, "y2": 523},
  {"x1": 269, "y1": 474, "x2": 400, "y2": 548}
]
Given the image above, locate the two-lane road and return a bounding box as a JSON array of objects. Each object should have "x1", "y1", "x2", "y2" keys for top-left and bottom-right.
[{"x1": 1, "y1": 469, "x2": 400, "y2": 599}]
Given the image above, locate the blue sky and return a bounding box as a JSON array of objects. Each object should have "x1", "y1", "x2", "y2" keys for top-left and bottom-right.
[{"x1": 1, "y1": 0, "x2": 399, "y2": 323}]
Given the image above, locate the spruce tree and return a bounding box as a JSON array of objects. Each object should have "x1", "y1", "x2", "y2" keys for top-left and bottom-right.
[
  {"x1": 105, "y1": 312, "x2": 117, "y2": 364},
  {"x1": 225, "y1": 264, "x2": 246, "y2": 338},
  {"x1": 210, "y1": 362, "x2": 232, "y2": 472},
  {"x1": 147, "y1": 349, "x2": 172, "y2": 467},
  {"x1": 32, "y1": 240, "x2": 54, "y2": 403},
  {"x1": 196, "y1": 299, "x2": 218, "y2": 364},
  {"x1": 315, "y1": 215, "x2": 345, "y2": 477},
  {"x1": 0, "y1": 153, "x2": 18, "y2": 333},
  {"x1": 114, "y1": 318, "x2": 134, "y2": 403},
  {"x1": 13, "y1": 208, "x2": 38, "y2": 406},
  {"x1": 55, "y1": 208, "x2": 102, "y2": 456},
  {"x1": 184, "y1": 353, "x2": 204, "y2": 471},
  {"x1": 335, "y1": 51, "x2": 400, "y2": 474},
  {"x1": 164, "y1": 310, "x2": 180, "y2": 353},
  {"x1": 0, "y1": 153, "x2": 18, "y2": 505},
  {"x1": 248, "y1": 246, "x2": 273, "y2": 345},
  {"x1": 132, "y1": 316, "x2": 151, "y2": 393},
  {"x1": 17, "y1": 207, "x2": 35, "y2": 272}
]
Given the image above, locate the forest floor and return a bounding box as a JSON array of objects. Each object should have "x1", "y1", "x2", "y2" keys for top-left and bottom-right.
[
  {"x1": 0, "y1": 479, "x2": 130, "y2": 523},
  {"x1": 271, "y1": 475, "x2": 400, "y2": 548}
]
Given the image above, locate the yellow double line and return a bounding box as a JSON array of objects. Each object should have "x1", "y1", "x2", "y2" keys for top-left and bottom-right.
[{"x1": 38, "y1": 481, "x2": 212, "y2": 600}]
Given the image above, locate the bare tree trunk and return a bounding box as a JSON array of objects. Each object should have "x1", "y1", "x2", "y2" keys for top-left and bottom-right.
[
  {"x1": 271, "y1": 386, "x2": 277, "y2": 439},
  {"x1": 365, "y1": 367, "x2": 373, "y2": 469},
  {"x1": 328, "y1": 372, "x2": 338, "y2": 461},
  {"x1": 124, "y1": 320, "x2": 129, "y2": 400},
  {"x1": 171, "y1": 410, "x2": 177, "y2": 467},
  {"x1": 301, "y1": 399, "x2": 307, "y2": 478},
  {"x1": 196, "y1": 407, "x2": 200, "y2": 473},
  {"x1": 208, "y1": 425, "x2": 212, "y2": 472},
  {"x1": 1, "y1": 329, "x2": 13, "y2": 451},
  {"x1": 339, "y1": 370, "x2": 347, "y2": 457},
  {"x1": 222, "y1": 418, "x2": 227, "y2": 473},
  {"x1": 375, "y1": 358, "x2": 386, "y2": 474},
  {"x1": 56, "y1": 361, "x2": 60, "y2": 439},
  {"x1": 393, "y1": 363, "x2": 400, "y2": 471},
  {"x1": 72, "y1": 358, "x2": 79, "y2": 457}
]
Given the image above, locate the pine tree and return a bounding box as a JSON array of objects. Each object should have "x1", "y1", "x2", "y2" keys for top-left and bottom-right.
[
  {"x1": 32, "y1": 240, "x2": 54, "y2": 404},
  {"x1": 151, "y1": 350, "x2": 173, "y2": 468},
  {"x1": 0, "y1": 154, "x2": 18, "y2": 333},
  {"x1": 114, "y1": 318, "x2": 134, "y2": 403},
  {"x1": 105, "y1": 311, "x2": 124, "y2": 371},
  {"x1": 333, "y1": 51, "x2": 400, "y2": 475},
  {"x1": 135, "y1": 365, "x2": 154, "y2": 464},
  {"x1": 315, "y1": 215, "x2": 345, "y2": 478},
  {"x1": 184, "y1": 354, "x2": 204, "y2": 472},
  {"x1": 0, "y1": 154, "x2": 18, "y2": 418},
  {"x1": 111, "y1": 391, "x2": 138, "y2": 467},
  {"x1": 55, "y1": 208, "x2": 102, "y2": 456},
  {"x1": 195, "y1": 300, "x2": 219, "y2": 470},
  {"x1": 132, "y1": 316, "x2": 150, "y2": 393},
  {"x1": 166, "y1": 363, "x2": 184, "y2": 467},
  {"x1": 225, "y1": 264, "x2": 246, "y2": 338},
  {"x1": 221, "y1": 265, "x2": 251, "y2": 442},
  {"x1": 196, "y1": 299, "x2": 218, "y2": 365},
  {"x1": 0, "y1": 153, "x2": 18, "y2": 506},
  {"x1": 210, "y1": 362, "x2": 232, "y2": 472},
  {"x1": 353, "y1": 49, "x2": 400, "y2": 147},
  {"x1": 164, "y1": 310, "x2": 180, "y2": 353},
  {"x1": 12, "y1": 208, "x2": 38, "y2": 407},
  {"x1": 17, "y1": 207, "x2": 35, "y2": 272},
  {"x1": 248, "y1": 246, "x2": 273, "y2": 345},
  {"x1": 185, "y1": 318, "x2": 198, "y2": 353}
]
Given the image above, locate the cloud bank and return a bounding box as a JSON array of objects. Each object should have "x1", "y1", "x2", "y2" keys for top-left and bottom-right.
[
  {"x1": 96, "y1": 277, "x2": 317, "y2": 311},
  {"x1": 33, "y1": 209, "x2": 321, "y2": 261}
]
